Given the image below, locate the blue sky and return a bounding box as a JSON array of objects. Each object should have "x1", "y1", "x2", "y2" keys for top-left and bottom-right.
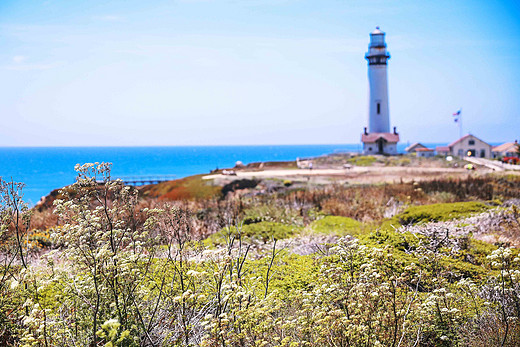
[{"x1": 1, "y1": 0, "x2": 518, "y2": 146}]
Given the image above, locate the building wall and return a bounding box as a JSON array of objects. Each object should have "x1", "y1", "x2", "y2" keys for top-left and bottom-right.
[
  {"x1": 492, "y1": 147, "x2": 519, "y2": 158},
  {"x1": 385, "y1": 143, "x2": 397, "y2": 155},
  {"x1": 417, "y1": 151, "x2": 434, "y2": 158},
  {"x1": 363, "y1": 142, "x2": 397, "y2": 155},
  {"x1": 451, "y1": 136, "x2": 492, "y2": 158},
  {"x1": 363, "y1": 143, "x2": 375, "y2": 154}
]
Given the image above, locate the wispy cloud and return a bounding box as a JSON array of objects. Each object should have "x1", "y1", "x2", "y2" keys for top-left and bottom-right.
[
  {"x1": 5, "y1": 56, "x2": 56, "y2": 71},
  {"x1": 5, "y1": 63, "x2": 55, "y2": 71},
  {"x1": 12, "y1": 55, "x2": 26, "y2": 63}
]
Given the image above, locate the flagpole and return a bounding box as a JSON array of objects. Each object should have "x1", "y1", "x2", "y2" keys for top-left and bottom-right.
[{"x1": 459, "y1": 110, "x2": 463, "y2": 138}]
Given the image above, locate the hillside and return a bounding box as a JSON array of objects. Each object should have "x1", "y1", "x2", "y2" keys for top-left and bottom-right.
[{"x1": 4, "y1": 156, "x2": 520, "y2": 346}]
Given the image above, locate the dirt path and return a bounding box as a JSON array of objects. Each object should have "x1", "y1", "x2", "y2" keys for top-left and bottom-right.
[
  {"x1": 202, "y1": 166, "x2": 475, "y2": 185},
  {"x1": 465, "y1": 157, "x2": 520, "y2": 171}
]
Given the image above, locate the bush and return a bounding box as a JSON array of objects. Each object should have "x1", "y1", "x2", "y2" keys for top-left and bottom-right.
[
  {"x1": 396, "y1": 201, "x2": 491, "y2": 225},
  {"x1": 308, "y1": 215, "x2": 362, "y2": 236},
  {"x1": 242, "y1": 202, "x2": 304, "y2": 226},
  {"x1": 209, "y1": 221, "x2": 300, "y2": 245}
]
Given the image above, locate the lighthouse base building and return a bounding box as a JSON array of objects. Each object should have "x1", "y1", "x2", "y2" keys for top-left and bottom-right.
[
  {"x1": 362, "y1": 128, "x2": 399, "y2": 155},
  {"x1": 361, "y1": 27, "x2": 399, "y2": 155}
]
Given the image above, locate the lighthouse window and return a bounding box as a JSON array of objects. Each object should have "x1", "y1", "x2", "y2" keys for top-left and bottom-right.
[{"x1": 377, "y1": 103, "x2": 381, "y2": 114}]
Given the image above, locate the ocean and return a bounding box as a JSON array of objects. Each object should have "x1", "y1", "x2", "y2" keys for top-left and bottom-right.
[{"x1": 0, "y1": 143, "x2": 423, "y2": 206}]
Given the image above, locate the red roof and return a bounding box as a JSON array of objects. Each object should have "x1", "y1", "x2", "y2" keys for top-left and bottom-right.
[
  {"x1": 405, "y1": 142, "x2": 427, "y2": 152},
  {"x1": 436, "y1": 146, "x2": 450, "y2": 152},
  {"x1": 361, "y1": 132, "x2": 400, "y2": 143},
  {"x1": 448, "y1": 134, "x2": 472, "y2": 147},
  {"x1": 492, "y1": 142, "x2": 518, "y2": 153},
  {"x1": 415, "y1": 147, "x2": 433, "y2": 152}
]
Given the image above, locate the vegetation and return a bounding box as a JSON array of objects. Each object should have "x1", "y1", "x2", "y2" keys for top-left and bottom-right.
[
  {"x1": 308, "y1": 215, "x2": 363, "y2": 236},
  {"x1": 140, "y1": 174, "x2": 221, "y2": 201},
  {"x1": 1, "y1": 163, "x2": 520, "y2": 346},
  {"x1": 395, "y1": 201, "x2": 491, "y2": 225},
  {"x1": 208, "y1": 221, "x2": 300, "y2": 245},
  {"x1": 347, "y1": 155, "x2": 377, "y2": 166},
  {"x1": 315, "y1": 153, "x2": 459, "y2": 168}
]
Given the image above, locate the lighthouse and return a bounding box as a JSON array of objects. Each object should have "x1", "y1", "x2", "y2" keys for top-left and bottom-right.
[{"x1": 361, "y1": 27, "x2": 399, "y2": 155}]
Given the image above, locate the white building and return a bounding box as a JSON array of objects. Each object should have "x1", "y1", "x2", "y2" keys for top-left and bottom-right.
[
  {"x1": 405, "y1": 142, "x2": 428, "y2": 153},
  {"x1": 435, "y1": 146, "x2": 450, "y2": 156},
  {"x1": 448, "y1": 134, "x2": 492, "y2": 158},
  {"x1": 492, "y1": 141, "x2": 519, "y2": 158},
  {"x1": 362, "y1": 27, "x2": 399, "y2": 155},
  {"x1": 415, "y1": 148, "x2": 435, "y2": 158},
  {"x1": 361, "y1": 131, "x2": 399, "y2": 155}
]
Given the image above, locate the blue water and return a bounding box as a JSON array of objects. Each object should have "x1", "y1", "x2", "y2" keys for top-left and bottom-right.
[{"x1": 0, "y1": 143, "x2": 430, "y2": 206}]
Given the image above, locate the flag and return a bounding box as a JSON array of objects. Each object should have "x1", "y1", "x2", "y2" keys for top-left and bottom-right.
[{"x1": 452, "y1": 109, "x2": 461, "y2": 123}]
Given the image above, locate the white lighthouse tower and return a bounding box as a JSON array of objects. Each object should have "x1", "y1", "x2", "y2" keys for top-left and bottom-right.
[{"x1": 361, "y1": 27, "x2": 399, "y2": 155}]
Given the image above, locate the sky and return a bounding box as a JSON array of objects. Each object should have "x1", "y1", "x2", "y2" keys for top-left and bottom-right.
[{"x1": 1, "y1": 0, "x2": 519, "y2": 146}]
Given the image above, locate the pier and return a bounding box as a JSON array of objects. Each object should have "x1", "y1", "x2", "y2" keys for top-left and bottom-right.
[
  {"x1": 119, "y1": 175, "x2": 176, "y2": 186},
  {"x1": 95, "y1": 175, "x2": 177, "y2": 186}
]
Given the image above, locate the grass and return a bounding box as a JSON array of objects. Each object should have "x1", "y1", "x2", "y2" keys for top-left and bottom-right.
[
  {"x1": 347, "y1": 155, "x2": 377, "y2": 166},
  {"x1": 383, "y1": 156, "x2": 412, "y2": 167}
]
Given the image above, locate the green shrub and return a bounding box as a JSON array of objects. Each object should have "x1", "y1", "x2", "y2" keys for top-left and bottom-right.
[
  {"x1": 247, "y1": 253, "x2": 318, "y2": 296},
  {"x1": 463, "y1": 238, "x2": 498, "y2": 265},
  {"x1": 208, "y1": 221, "x2": 300, "y2": 245},
  {"x1": 395, "y1": 201, "x2": 491, "y2": 225},
  {"x1": 439, "y1": 257, "x2": 488, "y2": 279},
  {"x1": 308, "y1": 215, "x2": 362, "y2": 236},
  {"x1": 361, "y1": 228, "x2": 422, "y2": 254},
  {"x1": 242, "y1": 203, "x2": 303, "y2": 226}
]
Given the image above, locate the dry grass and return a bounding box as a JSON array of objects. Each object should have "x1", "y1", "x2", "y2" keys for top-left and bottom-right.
[
  {"x1": 139, "y1": 174, "x2": 222, "y2": 201},
  {"x1": 27, "y1": 174, "x2": 520, "y2": 245}
]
